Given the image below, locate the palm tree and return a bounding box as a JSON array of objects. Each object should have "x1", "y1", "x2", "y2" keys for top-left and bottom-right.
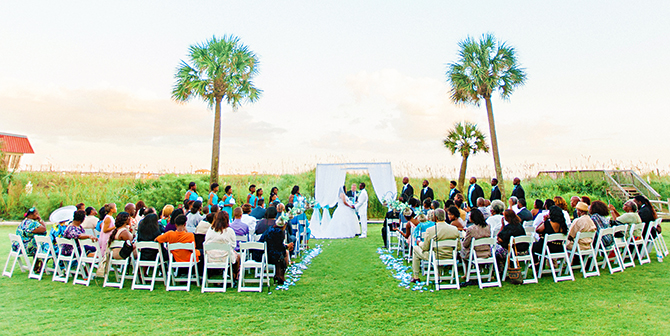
[
  {"x1": 443, "y1": 121, "x2": 490, "y2": 191},
  {"x1": 172, "y1": 35, "x2": 261, "y2": 184},
  {"x1": 446, "y1": 33, "x2": 526, "y2": 198}
]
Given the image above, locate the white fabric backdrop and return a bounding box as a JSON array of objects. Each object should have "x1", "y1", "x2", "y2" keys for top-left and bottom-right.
[
  {"x1": 315, "y1": 162, "x2": 396, "y2": 208},
  {"x1": 367, "y1": 163, "x2": 397, "y2": 204}
]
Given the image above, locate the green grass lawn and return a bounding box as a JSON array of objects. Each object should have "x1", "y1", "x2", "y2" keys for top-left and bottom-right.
[{"x1": 1, "y1": 224, "x2": 669, "y2": 335}]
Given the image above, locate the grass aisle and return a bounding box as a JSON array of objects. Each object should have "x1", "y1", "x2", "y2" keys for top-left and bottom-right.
[{"x1": 0, "y1": 224, "x2": 669, "y2": 335}]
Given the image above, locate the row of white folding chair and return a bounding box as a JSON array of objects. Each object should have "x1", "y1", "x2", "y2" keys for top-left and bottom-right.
[{"x1": 647, "y1": 219, "x2": 668, "y2": 259}]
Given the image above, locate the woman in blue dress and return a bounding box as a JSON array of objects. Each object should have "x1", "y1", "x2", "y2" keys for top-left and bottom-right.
[
  {"x1": 270, "y1": 187, "x2": 280, "y2": 205},
  {"x1": 247, "y1": 185, "x2": 258, "y2": 209},
  {"x1": 13, "y1": 208, "x2": 47, "y2": 257},
  {"x1": 208, "y1": 183, "x2": 219, "y2": 210},
  {"x1": 220, "y1": 185, "x2": 235, "y2": 219},
  {"x1": 184, "y1": 182, "x2": 198, "y2": 201},
  {"x1": 255, "y1": 188, "x2": 264, "y2": 208}
]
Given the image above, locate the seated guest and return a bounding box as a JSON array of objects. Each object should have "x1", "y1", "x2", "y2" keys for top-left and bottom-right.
[
  {"x1": 250, "y1": 199, "x2": 267, "y2": 220},
  {"x1": 508, "y1": 196, "x2": 519, "y2": 213},
  {"x1": 634, "y1": 195, "x2": 661, "y2": 239},
  {"x1": 476, "y1": 197, "x2": 491, "y2": 219},
  {"x1": 609, "y1": 200, "x2": 642, "y2": 236},
  {"x1": 165, "y1": 208, "x2": 184, "y2": 232},
  {"x1": 460, "y1": 209, "x2": 491, "y2": 261},
  {"x1": 204, "y1": 211, "x2": 239, "y2": 281},
  {"x1": 532, "y1": 206, "x2": 568, "y2": 262},
  {"x1": 14, "y1": 207, "x2": 47, "y2": 257},
  {"x1": 494, "y1": 209, "x2": 529, "y2": 266},
  {"x1": 516, "y1": 199, "x2": 533, "y2": 222},
  {"x1": 590, "y1": 200, "x2": 613, "y2": 249},
  {"x1": 410, "y1": 209, "x2": 460, "y2": 283},
  {"x1": 159, "y1": 204, "x2": 174, "y2": 232},
  {"x1": 454, "y1": 194, "x2": 468, "y2": 217},
  {"x1": 412, "y1": 211, "x2": 435, "y2": 243},
  {"x1": 486, "y1": 200, "x2": 506, "y2": 238},
  {"x1": 241, "y1": 203, "x2": 257, "y2": 233},
  {"x1": 422, "y1": 199, "x2": 432, "y2": 215},
  {"x1": 186, "y1": 201, "x2": 205, "y2": 233},
  {"x1": 447, "y1": 206, "x2": 465, "y2": 231},
  {"x1": 230, "y1": 207, "x2": 250, "y2": 250},
  {"x1": 566, "y1": 202, "x2": 596, "y2": 251},
  {"x1": 532, "y1": 199, "x2": 555, "y2": 230},
  {"x1": 82, "y1": 207, "x2": 99, "y2": 229},
  {"x1": 137, "y1": 213, "x2": 164, "y2": 261},
  {"x1": 570, "y1": 196, "x2": 581, "y2": 219},
  {"x1": 381, "y1": 208, "x2": 400, "y2": 248},
  {"x1": 255, "y1": 207, "x2": 278, "y2": 235},
  {"x1": 258, "y1": 218, "x2": 294, "y2": 285},
  {"x1": 62, "y1": 210, "x2": 97, "y2": 256},
  {"x1": 431, "y1": 200, "x2": 440, "y2": 210},
  {"x1": 276, "y1": 203, "x2": 285, "y2": 219},
  {"x1": 49, "y1": 217, "x2": 70, "y2": 254},
  {"x1": 108, "y1": 212, "x2": 136, "y2": 260},
  {"x1": 195, "y1": 213, "x2": 214, "y2": 235},
  {"x1": 581, "y1": 196, "x2": 591, "y2": 206},
  {"x1": 155, "y1": 214, "x2": 201, "y2": 264},
  {"x1": 531, "y1": 199, "x2": 544, "y2": 219},
  {"x1": 553, "y1": 196, "x2": 572, "y2": 226},
  {"x1": 396, "y1": 208, "x2": 419, "y2": 241}
]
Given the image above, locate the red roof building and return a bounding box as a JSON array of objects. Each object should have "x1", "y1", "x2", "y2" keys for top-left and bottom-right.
[{"x1": 0, "y1": 132, "x2": 34, "y2": 170}]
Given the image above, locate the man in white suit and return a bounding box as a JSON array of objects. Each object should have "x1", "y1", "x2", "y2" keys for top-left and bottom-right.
[{"x1": 355, "y1": 182, "x2": 369, "y2": 238}]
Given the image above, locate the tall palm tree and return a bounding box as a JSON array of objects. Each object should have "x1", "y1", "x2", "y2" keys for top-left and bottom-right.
[
  {"x1": 443, "y1": 121, "x2": 490, "y2": 191},
  {"x1": 446, "y1": 33, "x2": 526, "y2": 198},
  {"x1": 172, "y1": 35, "x2": 261, "y2": 184}
]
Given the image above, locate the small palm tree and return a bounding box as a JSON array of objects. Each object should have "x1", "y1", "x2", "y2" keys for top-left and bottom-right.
[
  {"x1": 443, "y1": 121, "x2": 489, "y2": 191},
  {"x1": 172, "y1": 35, "x2": 261, "y2": 184},
  {"x1": 446, "y1": 33, "x2": 526, "y2": 197}
]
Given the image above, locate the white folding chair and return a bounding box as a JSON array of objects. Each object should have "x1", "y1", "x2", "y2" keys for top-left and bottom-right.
[
  {"x1": 297, "y1": 218, "x2": 309, "y2": 255},
  {"x1": 613, "y1": 225, "x2": 635, "y2": 269},
  {"x1": 73, "y1": 238, "x2": 99, "y2": 286},
  {"x1": 524, "y1": 226, "x2": 536, "y2": 238},
  {"x1": 165, "y1": 242, "x2": 200, "y2": 291},
  {"x1": 429, "y1": 239, "x2": 460, "y2": 290},
  {"x1": 202, "y1": 242, "x2": 234, "y2": 293},
  {"x1": 465, "y1": 237, "x2": 501, "y2": 289},
  {"x1": 3, "y1": 234, "x2": 32, "y2": 277},
  {"x1": 502, "y1": 235, "x2": 538, "y2": 284},
  {"x1": 567, "y1": 231, "x2": 600, "y2": 278},
  {"x1": 84, "y1": 229, "x2": 96, "y2": 238},
  {"x1": 238, "y1": 242, "x2": 268, "y2": 292},
  {"x1": 132, "y1": 242, "x2": 167, "y2": 291},
  {"x1": 628, "y1": 222, "x2": 651, "y2": 265},
  {"x1": 52, "y1": 238, "x2": 79, "y2": 283},
  {"x1": 653, "y1": 219, "x2": 668, "y2": 257},
  {"x1": 387, "y1": 218, "x2": 401, "y2": 255},
  {"x1": 103, "y1": 240, "x2": 136, "y2": 289},
  {"x1": 537, "y1": 233, "x2": 574, "y2": 282},
  {"x1": 646, "y1": 219, "x2": 668, "y2": 260},
  {"x1": 29, "y1": 235, "x2": 56, "y2": 280},
  {"x1": 594, "y1": 227, "x2": 624, "y2": 274}
]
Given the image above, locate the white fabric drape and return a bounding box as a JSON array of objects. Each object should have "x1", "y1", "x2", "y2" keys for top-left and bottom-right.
[
  {"x1": 367, "y1": 163, "x2": 397, "y2": 204},
  {"x1": 309, "y1": 208, "x2": 322, "y2": 238},
  {"x1": 315, "y1": 164, "x2": 347, "y2": 208}
]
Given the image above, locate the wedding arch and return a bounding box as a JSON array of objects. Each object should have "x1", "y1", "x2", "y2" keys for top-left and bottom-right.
[{"x1": 314, "y1": 162, "x2": 397, "y2": 207}]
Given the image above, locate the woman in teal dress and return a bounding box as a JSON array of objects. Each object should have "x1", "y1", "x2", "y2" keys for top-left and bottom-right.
[
  {"x1": 220, "y1": 185, "x2": 235, "y2": 219},
  {"x1": 247, "y1": 185, "x2": 258, "y2": 209},
  {"x1": 208, "y1": 183, "x2": 219, "y2": 211},
  {"x1": 13, "y1": 208, "x2": 47, "y2": 256},
  {"x1": 184, "y1": 182, "x2": 199, "y2": 201},
  {"x1": 255, "y1": 188, "x2": 264, "y2": 208}
]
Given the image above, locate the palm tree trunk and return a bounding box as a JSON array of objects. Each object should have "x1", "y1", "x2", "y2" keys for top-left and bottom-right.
[
  {"x1": 210, "y1": 97, "x2": 223, "y2": 185},
  {"x1": 458, "y1": 154, "x2": 469, "y2": 192},
  {"x1": 484, "y1": 96, "x2": 504, "y2": 198}
]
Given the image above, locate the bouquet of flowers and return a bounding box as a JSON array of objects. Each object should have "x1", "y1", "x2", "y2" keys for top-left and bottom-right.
[
  {"x1": 304, "y1": 196, "x2": 317, "y2": 209},
  {"x1": 384, "y1": 199, "x2": 409, "y2": 212}
]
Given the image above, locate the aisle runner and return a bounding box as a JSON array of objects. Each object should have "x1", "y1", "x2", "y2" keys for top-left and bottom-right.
[
  {"x1": 273, "y1": 244, "x2": 323, "y2": 292},
  {"x1": 377, "y1": 248, "x2": 433, "y2": 292}
]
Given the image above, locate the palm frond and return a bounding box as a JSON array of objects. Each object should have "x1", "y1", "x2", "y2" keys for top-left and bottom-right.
[{"x1": 443, "y1": 121, "x2": 489, "y2": 158}]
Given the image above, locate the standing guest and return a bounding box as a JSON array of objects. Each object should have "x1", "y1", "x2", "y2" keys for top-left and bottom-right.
[
  {"x1": 160, "y1": 205, "x2": 174, "y2": 232},
  {"x1": 288, "y1": 185, "x2": 302, "y2": 208},
  {"x1": 258, "y1": 218, "x2": 294, "y2": 285},
  {"x1": 108, "y1": 212, "x2": 136, "y2": 260},
  {"x1": 508, "y1": 196, "x2": 520, "y2": 213},
  {"x1": 204, "y1": 211, "x2": 239, "y2": 281},
  {"x1": 255, "y1": 207, "x2": 278, "y2": 235},
  {"x1": 420, "y1": 179, "x2": 434, "y2": 203},
  {"x1": 184, "y1": 182, "x2": 198, "y2": 202},
  {"x1": 476, "y1": 198, "x2": 491, "y2": 219},
  {"x1": 13, "y1": 207, "x2": 47, "y2": 257},
  {"x1": 125, "y1": 203, "x2": 137, "y2": 233},
  {"x1": 570, "y1": 196, "x2": 581, "y2": 219},
  {"x1": 269, "y1": 187, "x2": 280, "y2": 205},
  {"x1": 490, "y1": 178, "x2": 502, "y2": 201},
  {"x1": 229, "y1": 207, "x2": 250, "y2": 250},
  {"x1": 566, "y1": 202, "x2": 596, "y2": 251},
  {"x1": 410, "y1": 209, "x2": 460, "y2": 283},
  {"x1": 155, "y1": 214, "x2": 201, "y2": 265},
  {"x1": 467, "y1": 177, "x2": 485, "y2": 208},
  {"x1": 208, "y1": 183, "x2": 219, "y2": 210},
  {"x1": 400, "y1": 177, "x2": 414, "y2": 203},
  {"x1": 517, "y1": 199, "x2": 533, "y2": 222},
  {"x1": 221, "y1": 186, "x2": 235, "y2": 219},
  {"x1": 255, "y1": 188, "x2": 264, "y2": 208},
  {"x1": 241, "y1": 204, "x2": 257, "y2": 234},
  {"x1": 135, "y1": 200, "x2": 147, "y2": 222},
  {"x1": 98, "y1": 203, "x2": 117, "y2": 258},
  {"x1": 346, "y1": 183, "x2": 357, "y2": 202},
  {"x1": 589, "y1": 200, "x2": 614, "y2": 249},
  {"x1": 511, "y1": 177, "x2": 525, "y2": 201},
  {"x1": 448, "y1": 180, "x2": 460, "y2": 200},
  {"x1": 82, "y1": 207, "x2": 99, "y2": 229},
  {"x1": 531, "y1": 199, "x2": 544, "y2": 219},
  {"x1": 460, "y1": 209, "x2": 491, "y2": 261},
  {"x1": 486, "y1": 200, "x2": 506, "y2": 238},
  {"x1": 62, "y1": 210, "x2": 97, "y2": 256},
  {"x1": 250, "y1": 199, "x2": 267, "y2": 220},
  {"x1": 186, "y1": 201, "x2": 204, "y2": 233},
  {"x1": 247, "y1": 185, "x2": 258, "y2": 209},
  {"x1": 532, "y1": 205, "x2": 569, "y2": 262},
  {"x1": 447, "y1": 206, "x2": 465, "y2": 231},
  {"x1": 137, "y1": 213, "x2": 163, "y2": 261},
  {"x1": 494, "y1": 210, "x2": 529, "y2": 266}
]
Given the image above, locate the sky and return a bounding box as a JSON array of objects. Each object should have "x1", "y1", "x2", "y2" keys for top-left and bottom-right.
[{"x1": 1, "y1": 1, "x2": 669, "y2": 178}]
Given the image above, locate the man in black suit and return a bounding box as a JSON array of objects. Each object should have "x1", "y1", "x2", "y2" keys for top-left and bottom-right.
[
  {"x1": 466, "y1": 177, "x2": 484, "y2": 208},
  {"x1": 346, "y1": 183, "x2": 357, "y2": 201},
  {"x1": 400, "y1": 177, "x2": 414, "y2": 203},
  {"x1": 419, "y1": 179, "x2": 434, "y2": 202},
  {"x1": 448, "y1": 180, "x2": 460, "y2": 200},
  {"x1": 511, "y1": 177, "x2": 525, "y2": 201},
  {"x1": 516, "y1": 198, "x2": 533, "y2": 222},
  {"x1": 490, "y1": 178, "x2": 502, "y2": 201}
]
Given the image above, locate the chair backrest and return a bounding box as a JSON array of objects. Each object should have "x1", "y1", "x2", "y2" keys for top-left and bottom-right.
[
  {"x1": 239, "y1": 242, "x2": 265, "y2": 253},
  {"x1": 56, "y1": 237, "x2": 76, "y2": 249},
  {"x1": 78, "y1": 238, "x2": 96, "y2": 256},
  {"x1": 545, "y1": 233, "x2": 567, "y2": 243},
  {"x1": 430, "y1": 239, "x2": 458, "y2": 250},
  {"x1": 613, "y1": 225, "x2": 628, "y2": 235},
  {"x1": 135, "y1": 241, "x2": 160, "y2": 251},
  {"x1": 522, "y1": 220, "x2": 534, "y2": 227},
  {"x1": 471, "y1": 237, "x2": 496, "y2": 248},
  {"x1": 109, "y1": 240, "x2": 125, "y2": 249},
  {"x1": 599, "y1": 227, "x2": 614, "y2": 237},
  {"x1": 204, "y1": 242, "x2": 233, "y2": 262},
  {"x1": 34, "y1": 235, "x2": 53, "y2": 251},
  {"x1": 8, "y1": 234, "x2": 22, "y2": 245},
  {"x1": 574, "y1": 231, "x2": 595, "y2": 250},
  {"x1": 510, "y1": 235, "x2": 533, "y2": 246},
  {"x1": 84, "y1": 229, "x2": 95, "y2": 237},
  {"x1": 524, "y1": 226, "x2": 535, "y2": 236},
  {"x1": 168, "y1": 242, "x2": 195, "y2": 252},
  {"x1": 236, "y1": 235, "x2": 248, "y2": 243}
]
